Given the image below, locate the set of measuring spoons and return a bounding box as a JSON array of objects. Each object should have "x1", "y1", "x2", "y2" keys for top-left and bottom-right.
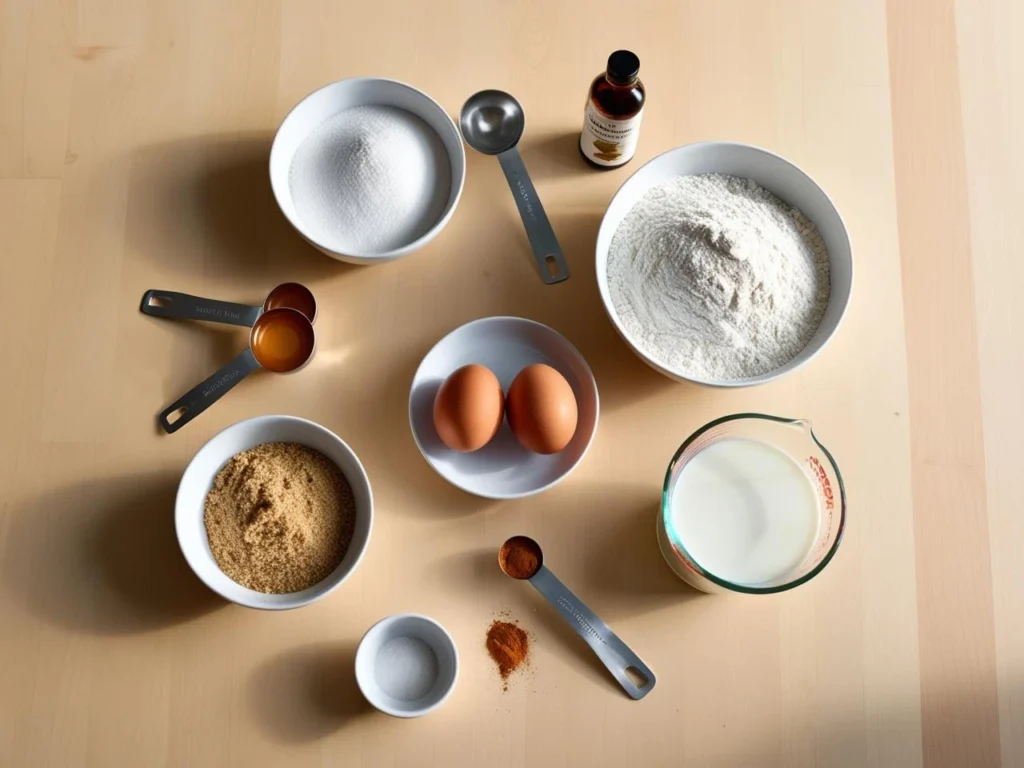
[{"x1": 140, "y1": 283, "x2": 317, "y2": 433}]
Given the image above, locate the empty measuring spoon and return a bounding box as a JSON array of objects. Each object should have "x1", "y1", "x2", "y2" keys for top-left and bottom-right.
[
  {"x1": 159, "y1": 307, "x2": 315, "y2": 433},
  {"x1": 460, "y1": 91, "x2": 569, "y2": 285},
  {"x1": 498, "y1": 536, "x2": 655, "y2": 699},
  {"x1": 140, "y1": 283, "x2": 317, "y2": 327}
]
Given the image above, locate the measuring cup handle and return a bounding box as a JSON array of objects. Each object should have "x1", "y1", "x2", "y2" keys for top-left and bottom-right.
[
  {"x1": 496, "y1": 148, "x2": 570, "y2": 285},
  {"x1": 529, "y1": 566, "x2": 656, "y2": 700},
  {"x1": 159, "y1": 348, "x2": 261, "y2": 433},
  {"x1": 140, "y1": 289, "x2": 261, "y2": 327}
]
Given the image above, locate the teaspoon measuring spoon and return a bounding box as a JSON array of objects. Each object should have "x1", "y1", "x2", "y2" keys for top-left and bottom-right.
[
  {"x1": 499, "y1": 536, "x2": 656, "y2": 700},
  {"x1": 140, "y1": 282, "x2": 317, "y2": 327},
  {"x1": 460, "y1": 90, "x2": 569, "y2": 285},
  {"x1": 159, "y1": 307, "x2": 316, "y2": 434}
]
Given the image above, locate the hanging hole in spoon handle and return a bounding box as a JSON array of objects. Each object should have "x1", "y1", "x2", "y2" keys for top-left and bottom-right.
[
  {"x1": 528, "y1": 565, "x2": 656, "y2": 700},
  {"x1": 158, "y1": 348, "x2": 261, "y2": 433},
  {"x1": 140, "y1": 290, "x2": 261, "y2": 327},
  {"x1": 495, "y1": 148, "x2": 569, "y2": 285}
]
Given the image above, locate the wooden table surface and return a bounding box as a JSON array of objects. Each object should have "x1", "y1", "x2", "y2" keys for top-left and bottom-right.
[{"x1": 1, "y1": 0, "x2": 1021, "y2": 765}]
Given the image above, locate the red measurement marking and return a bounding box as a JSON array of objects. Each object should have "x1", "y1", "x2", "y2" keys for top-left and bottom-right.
[{"x1": 807, "y1": 456, "x2": 834, "y2": 511}]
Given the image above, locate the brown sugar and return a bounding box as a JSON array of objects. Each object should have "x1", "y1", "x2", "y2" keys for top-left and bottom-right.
[
  {"x1": 486, "y1": 619, "x2": 530, "y2": 690},
  {"x1": 203, "y1": 442, "x2": 356, "y2": 593}
]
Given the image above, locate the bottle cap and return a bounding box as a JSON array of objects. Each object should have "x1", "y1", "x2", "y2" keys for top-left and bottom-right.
[{"x1": 607, "y1": 50, "x2": 640, "y2": 85}]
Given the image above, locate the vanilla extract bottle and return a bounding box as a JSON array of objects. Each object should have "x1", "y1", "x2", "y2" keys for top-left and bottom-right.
[{"x1": 580, "y1": 50, "x2": 646, "y2": 169}]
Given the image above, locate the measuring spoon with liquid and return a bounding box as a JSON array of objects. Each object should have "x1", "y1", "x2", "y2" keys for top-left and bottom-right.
[
  {"x1": 498, "y1": 536, "x2": 656, "y2": 700},
  {"x1": 159, "y1": 307, "x2": 315, "y2": 434},
  {"x1": 460, "y1": 90, "x2": 569, "y2": 284},
  {"x1": 140, "y1": 282, "x2": 317, "y2": 326}
]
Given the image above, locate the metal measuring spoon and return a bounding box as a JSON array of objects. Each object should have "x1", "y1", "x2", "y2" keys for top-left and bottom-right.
[
  {"x1": 159, "y1": 307, "x2": 316, "y2": 434},
  {"x1": 460, "y1": 91, "x2": 569, "y2": 285},
  {"x1": 499, "y1": 536, "x2": 656, "y2": 700},
  {"x1": 140, "y1": 283, "x2": 317, "y2": 326}
]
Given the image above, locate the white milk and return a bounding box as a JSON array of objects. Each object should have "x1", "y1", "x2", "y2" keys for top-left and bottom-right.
[{"x1": 669, "y1": 437, "x2": 819, "y2": 586}]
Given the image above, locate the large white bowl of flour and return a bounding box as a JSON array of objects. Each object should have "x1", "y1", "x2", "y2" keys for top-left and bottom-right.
[
  {"x1": 271, "y1": 78, "x2": 465, "y2": 264},
  {"x1": 596, "y1": 142, "x2": 852, "y2": 386}
]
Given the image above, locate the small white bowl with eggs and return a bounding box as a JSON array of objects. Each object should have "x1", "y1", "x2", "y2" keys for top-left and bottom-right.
[{"x1": 408, "y1": 316, "x2": 599, "y2": 500}]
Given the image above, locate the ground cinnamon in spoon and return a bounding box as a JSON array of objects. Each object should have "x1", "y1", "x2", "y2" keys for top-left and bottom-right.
[
  {"x1": 499, "y1": 536, "x2": 542, "y2": 580},
  {"x1": 486, "y1": 620, "x2": 530, "y2": 690}
]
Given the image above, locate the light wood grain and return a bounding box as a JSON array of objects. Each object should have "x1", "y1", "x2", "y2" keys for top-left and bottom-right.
[{"x1": 0, "y1": 0, "x2": 1018, "y2": 765}]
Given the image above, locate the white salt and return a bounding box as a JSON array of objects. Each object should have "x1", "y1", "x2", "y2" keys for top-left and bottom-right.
[
  {"x1": 288, "y1": 105, "x2": 451, "y2": 255},
  {"x1": 374, "y1": 636, "x2": 439, "y2": 702}
]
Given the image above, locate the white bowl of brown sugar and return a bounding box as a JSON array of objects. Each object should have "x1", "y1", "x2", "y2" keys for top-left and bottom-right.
[{"x1": 176, "y1": 415, "x2": 373, "y2": 610}]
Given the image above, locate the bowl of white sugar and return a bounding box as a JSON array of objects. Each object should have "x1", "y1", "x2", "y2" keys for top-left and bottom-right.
[
  {"x1": 271, "y1": 78, "x2": 465, "y2": 264},
  {"x1": 595, "y1": 142, "x2": 852, "y2": 386}
]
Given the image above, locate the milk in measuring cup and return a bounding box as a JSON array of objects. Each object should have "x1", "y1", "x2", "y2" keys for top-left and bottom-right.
[{"x1": 669, "y1": 438, "x2": 819, "y2": 586}]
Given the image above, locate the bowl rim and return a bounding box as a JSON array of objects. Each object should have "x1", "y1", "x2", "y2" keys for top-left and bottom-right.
[
  {"x1": 269, "y1": 76, "x2": 467, "y2": 262},
  {"x1": 174, "y1": 414, "x2": 374, "y2": 610},
  {"x1": 595, "y1": 140, "x2": 854, "y2": 387},
  {"x1": 407, "y1": 315, "x2": 600, "y2": 500},
  {"x1": 354, "y1": 612, "x2": 460, "y2": 718}
]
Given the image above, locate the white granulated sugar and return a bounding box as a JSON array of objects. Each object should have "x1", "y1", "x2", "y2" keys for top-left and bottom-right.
[
  {"x1": 375, "y1": 636, "x2": 439, "y2": 702},
  {"x1": 288, "y1": 105, "x2": 451, "y2": 255},
  {"x1": 607, "y1": 173, "x2": 830, "y2": 380}
]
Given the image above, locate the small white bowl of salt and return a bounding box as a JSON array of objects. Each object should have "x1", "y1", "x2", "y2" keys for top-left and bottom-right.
[
  {"x1": 271, "y1": 78, "x2": 466, "y2": 264},
  {"x1": 355, "y1": 613, "x2": 459, "y2": 718}
]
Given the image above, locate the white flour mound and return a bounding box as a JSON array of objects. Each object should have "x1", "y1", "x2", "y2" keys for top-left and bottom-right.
[
  {"x1": 289, "y1": 105, "x2": 450, "y2": 254},
  {"x1": 607, "y1": 173, "x2": 830, "y2": 380}
]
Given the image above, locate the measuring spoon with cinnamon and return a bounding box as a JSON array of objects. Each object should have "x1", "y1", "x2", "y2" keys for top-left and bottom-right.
[
  {"x1": 499, "y1": 535, "x2": 656, "y2": 700},
  {"x1": 159, "y1": 307, "x2": 315, "y2": 433}
]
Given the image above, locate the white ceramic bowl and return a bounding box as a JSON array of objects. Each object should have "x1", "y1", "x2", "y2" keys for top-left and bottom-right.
[
  {"x1": 596, "y1": 141, "x2": 853, "y2": 386},
  {"x1": 355, "y1": 614, "x2": 459, "y2": 718},
  {"x1": 409, "y1": 316, "x2": 599, "y2": 499},
  {"x1": 270, "y1": 78, "x2": 466, "y2": 264},
  {"x1": 175, "y1": 415, "x2": 373, "y2": 610}
]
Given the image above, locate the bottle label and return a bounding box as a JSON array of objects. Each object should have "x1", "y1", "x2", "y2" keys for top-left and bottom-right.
[{"x1": 580, "y1": 102, "x2": 643, "y2": 166}]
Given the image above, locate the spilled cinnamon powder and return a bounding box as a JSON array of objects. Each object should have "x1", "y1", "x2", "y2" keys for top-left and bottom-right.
[{"x1": 486, "y1": 619, "x2": 530, "y2": 690}]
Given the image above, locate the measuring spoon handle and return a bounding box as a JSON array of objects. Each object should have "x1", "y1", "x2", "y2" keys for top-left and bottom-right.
[
  {"x1": 159, "y1": 348, "x2": 261, "y2": 433},
  {"x1": 496, "y1": 148, "x2": 570, "y2": 284},
  {"x1": 141, "y1": 289, "x2": 261, "y2": 327},
  {"x1": 529, "y1": 566, "x2": 656, "y2": 700}
]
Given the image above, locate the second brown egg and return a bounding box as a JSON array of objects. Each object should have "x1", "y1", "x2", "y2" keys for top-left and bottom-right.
[
  {"x1": 433, "y1": 364, "x2": 505, "y2": 452},
  {"x1": 506, "y1": 363, "x2": 579, "y2": 455}
]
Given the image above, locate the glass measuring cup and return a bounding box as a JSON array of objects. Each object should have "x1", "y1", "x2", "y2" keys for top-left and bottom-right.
[{"x1": 658, "y1": 413, "x2": 846, "y2": 594}]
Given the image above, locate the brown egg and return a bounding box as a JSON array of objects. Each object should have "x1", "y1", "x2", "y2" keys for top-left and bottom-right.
[
  {"x1": 506, "y1": 364, "x2": 578, "y2": 454},
  {"x1": 432, "y1": 364, "x2": 505, "y2": 452}
]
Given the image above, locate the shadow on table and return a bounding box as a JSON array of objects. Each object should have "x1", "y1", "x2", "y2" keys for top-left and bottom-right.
[
  {"x1": 1, "y1": 473, "x2": 223, "y2": 635},
  {"x1": 247, "y1": 641, "x2": 372, "y2": 743},
  {"x1": 575, "y1": 488, "x2": 702, "y2": 622},
  {"x1": 343, "y1": 337, "x2": 498, "y2": 520},
  {"x1": 124, "y1": 132, "x2": 355, "y2": 287},
  {"x1": 518, "y1": 129, "x2": 589, "y2": 180}
]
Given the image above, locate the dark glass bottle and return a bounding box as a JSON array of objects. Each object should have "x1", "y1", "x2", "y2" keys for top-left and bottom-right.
[{"x1": 580, "y1": 50, "x2": 646, "y2": 169}]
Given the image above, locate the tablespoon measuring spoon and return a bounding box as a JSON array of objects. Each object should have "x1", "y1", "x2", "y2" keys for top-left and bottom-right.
[
  {"x1": 159, "y1": 307, "x2": 316, "y2": 434},
  {"x1": 499, "y1": 536, "x2": 655, "y2": 699},
  {"x1": 460, "y1": 91, "x2": 569, "y2": 284},
  {"x1": 140, "y1": 282, "x2": 317, "y2": 326}
]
